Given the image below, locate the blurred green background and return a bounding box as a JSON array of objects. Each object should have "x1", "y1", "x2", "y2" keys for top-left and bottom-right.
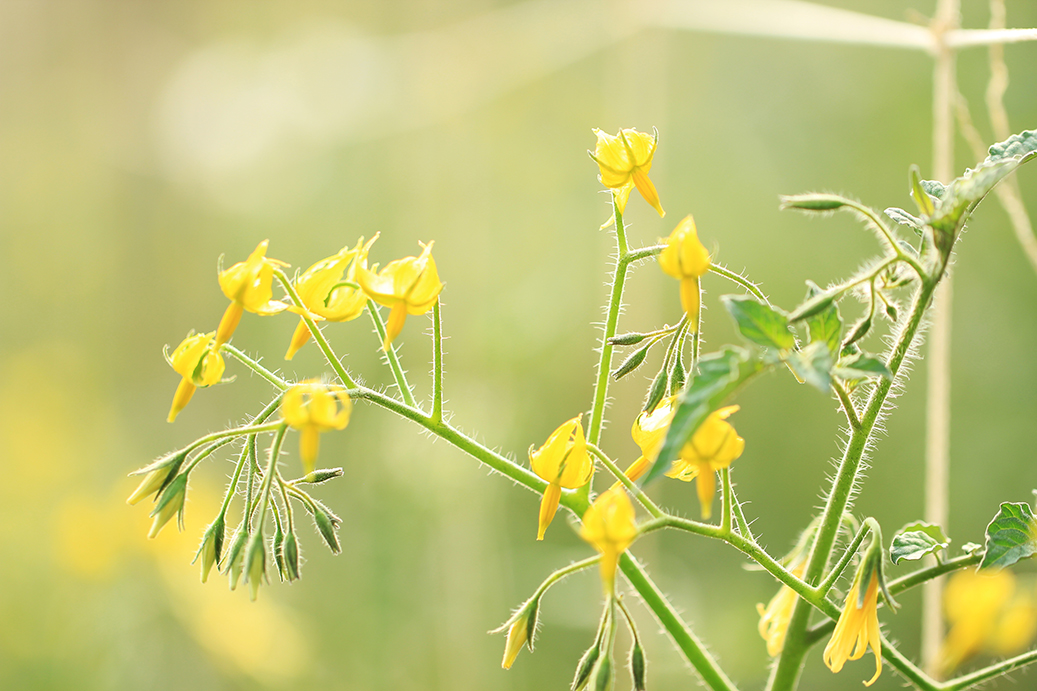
[{"x1": 2, "y1": 1, "x2": 1035, "y2": 689}]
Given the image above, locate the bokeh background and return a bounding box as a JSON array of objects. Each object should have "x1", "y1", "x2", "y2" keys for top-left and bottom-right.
[{"x1": 2, "y1": 1, "x2": 1036, "y2": 689}]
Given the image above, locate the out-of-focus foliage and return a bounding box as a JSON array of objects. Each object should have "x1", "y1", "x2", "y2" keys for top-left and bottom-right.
[{"x1": 1, "y1": 1, "x2": 1035, "y2": 689}]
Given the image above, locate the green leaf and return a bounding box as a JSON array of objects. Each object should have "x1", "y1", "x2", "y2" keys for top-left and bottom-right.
[
  {"x1": 910, "y1": 165, "x2": 936, "y2": 216},
  {"x1": 644, "y1": 346, "x2": 762, "y2": 487},
  {"x1": 784, "y1": 340, "x2": 832, "y2": 393},
  {"x1": 980, "y1": 502, "x2": 1037, "y2": 570},
  {"x1": 833, "y1": 353, "x2": 891, "y2": 381},
  {"x1": 985, "y1": 129, "x2": 1037, "y2": 165},
  {"x1": 884, "y1": 207, "x2": 924, "y2": 234},
  {"x1": 721, "y1": 295, "x2": 795, "y2": 350},
  {"x1": 803, "y1": 280, "x2": 842, "y2": 357},
  {"x1": 890, "y1": 521, "x2": 950, "y2": 564}
]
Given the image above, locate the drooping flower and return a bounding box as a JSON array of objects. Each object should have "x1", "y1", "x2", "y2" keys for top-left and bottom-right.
[
  {"x1": 579, "y1": 487, "x2": 638, "y2": 594},
  {"x1": 281, "y1": 380, "x2": 352, "y2": 476},
  {"x1": 165, "y1": 332, "x2": 226, "y2": 422},
  {"x1": 355, "y1": 238, "x2": 443, "y2": 350},
  {"x1": 658, "y1": 215, "x2": 711, "y2": 331},
  {"x1": 215, "y1": 240, "x2": 289, "y2": 346},
  {"x1": 823, "y1": 570, "x2": 883, "y2": 686},
  {"x1": 666, "y1": 405, "x2": 744, "y2": 519},
  {"x1": 494, "y1": 600, "x2": 539, "y2": 670},
  {"x1": 529, "y1": 416, "x2": 593, "y2": 540},
  {"x1": 757, "y1": 560, "x2": 807, "y2": 657},
  {"x1": 620, "y1": 395, "x2": 677, "y2": 484},
  {"x1": 590, "y1": 128, "x2": 665, "y2": 220},
  {"x1": 284, "y1": 236, "x2": 377, "y2": 360}
]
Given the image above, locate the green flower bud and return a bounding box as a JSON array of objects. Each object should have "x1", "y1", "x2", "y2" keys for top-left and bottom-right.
[
  {"x1": 195, "y1": 516, "x2": 225, "y2": 583},
  {"x1": 148, "y1": 473, "x2": 187, "y2": 539}
]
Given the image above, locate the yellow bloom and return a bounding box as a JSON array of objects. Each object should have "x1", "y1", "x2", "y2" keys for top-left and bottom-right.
[
  {"x1": 529, "y1": 416, "x2": 593, "y2": 540},
  {"x1": 282, "y1": 380, "x2": 352, "y2": 476},
  {"x1": 579, "y1": 487, "x2": 638, "y2": 594},
  {"x1": 284, "y1": 236, "x2": 376, "y2": 360},
  {"x1": 658, "y1": 215, "x2": 711, "y2": 330},
  {"x1": 165, "y1": 331, "x2": 226, "y2": 422},
  {"x1": 619, "y1": 395, "x2": 677, "y2": 484},
  {"x1": 666, "y1": 405, "x2": 744, "y2": 520},
  {"x1": 355, "y1": 238, "x2": 444, "y2": 350},
  {"x1": 757, "y1": 561, "x2": 807, "y2": 656},
  {"x1": 938, "y1": 570, "x2": 1037, "y2": 674},
  {"x1": 215, "y1": 240, "x2": 289, "y2": 346},
  {"x1": 590, "y1": 128, "x2": 665, "y2": 219},
  {"x1": 823, "y1": 570, "x2": 883, "y2": 687}
]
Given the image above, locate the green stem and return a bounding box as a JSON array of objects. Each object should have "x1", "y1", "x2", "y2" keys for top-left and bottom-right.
[
  {"x1": 832, "y1": 381, "x2": 861, "y2": 431},
  {"x1": 587, "y1": 443, "x2": 664, "y2": 519},
  {"x1": 709, "y1": 262, "x2": 770, "y2": 304},
  {"x1": 942, "y1": 648, "x2": 1037, "y2": 691},
  {"x1": 366, "y1": 299, "x2": 418, "y2": 409},
  {"x1": 730, "y1": 483, "x2": 755, "y2": 542},
  {"x1": 816, "y1": 520, "x2": 871, "y2": 596},
  {"x1": 431, "y1": 298, "x2": 443, "y2": 424},
  {"x1": 588, "y1": 195, "x2": 631, "y2": 448},
  {"x1": 720, "y1": 467, "x2": 733, "y2": 535},
  {"x1": 768, "y1": 276, "x2": 939, "y2": 691},
  {"x1": 888, "y1": 552, "x2": 981, "y2": 595},
  {"x1": 220, "y1": 343, "x2": 289, "y2": 391},
  {"x1": 273, "y1": 267, "x2": 357, "y2": 389}
]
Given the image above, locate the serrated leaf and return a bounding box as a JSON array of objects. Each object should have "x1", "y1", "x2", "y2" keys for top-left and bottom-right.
[
  {"x1": 644, "y1": 347, "x2": 762, "y2": 487},
  {"x1": 980, "y1": 502, "x2": 1037, "y2": 570},
  {"x1": 721, "y1": 295, "x2": 795, "y2": 350},
  {"x1": 833, "y1": 353, "x2": 891, "y2": 381},
  {"x1": 803, "y1": 280, "x2": 842, "y2": 357},
  {"x1": 785, "y1": 340, "x2": 832, "y2": 393},
  {"x1": 884, "y1": 207, "x2": 924, "y2": 234},
  {"x1": 985, "y1": 129, "x2": 1037, "y2": 165},
  {"x1": 890, "y1": 522, "x2": 950, "y2": 565}
]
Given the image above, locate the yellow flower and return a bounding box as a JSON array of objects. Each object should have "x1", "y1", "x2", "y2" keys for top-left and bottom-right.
[
  {"x1": 619, "y1": 396, "x2": 677, "y2": 484},
  {"x1": 284, "y1": 236, "x2": 376, "y2": 360},
  {"x1": 823, "y1": 570, "x2": 882, "y2": 687},
  {"x1": 658, "y1": 215, "x2": 711, "y2": 331},
  {"x1": 938, "y1": 570, "x2": 1037, "y2": 674},
  {"x1": 666, "y1": 405, "x2": 744, "y2": 520},
  {"x1": 529, "y1": 416, "x2": 593, "y2": 540},
  {"x1": 215, "y1": 240, "x2": 289, "y2": 346},
  {"x1": 590, "y1": 128, "x2": 665, "y2": 219},
  {"x1": 579, "y1": 487, "x2": 638, "y2": 594},
  {"x1": 281, "y1": 380, "x2": 352, "y2": 476},
  {"x1": 757, "y1": 561, "x2": 807, "y2": 656},
  {"x1": 165, "y1": 331, "x2": 226, "y2": 422},
  {"x1": 355, "y1": 237, "x2": 444, "y2": 351}
]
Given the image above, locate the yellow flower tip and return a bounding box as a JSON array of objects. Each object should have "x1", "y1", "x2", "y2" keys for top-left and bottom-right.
[
  {"x1": 384, "y1": 302, "x2": 408, "y2": 351},
  {"x1": 502, "y1": 617, "x2": 529, "y2": 669},
  {"x1": 579, "y1": 488, "x2": 638, "y2": 594},
  {"x1": 299, "y1": 426, "x2": 321, "y2": 475},
  {"x1": 659, "y1": 215, "x2": 711, "y2": 280},
  {"x1": 758, "y1": 562, "x2": 806, "y2": 657},
  {"x1": 696, "y1": 461, "x2": 715, "y2": 519},
  {"x1": 215, "y1": 301, "x2": 244, "y2": 346},
  {"x1": 622, "y1": 455, "x2": 651, "y2": 484},
  {"x1": 167, "y1": 378, "x2": 196, "y2": 423},
  {"x1": 126, "y1": 467, "x2": 169, "y2": 506},
  {"x1": 285, "y1": 320, "x2": 312, "y2": 360},
  {"x1": 537, "y1": 482, "x2": 562, "y2": 541}
]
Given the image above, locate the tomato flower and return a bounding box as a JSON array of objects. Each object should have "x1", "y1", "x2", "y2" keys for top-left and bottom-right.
[
  {"x1": 665, "y1": 405, "x2": 744, "y2": 519},
  {"x1": 658, "y1": 215, "x2": 711, "y2": 330},
  {"x1": 355, "y1": 238, "x2": 443, "y2": 350},
  {"x1": 590, "y1": 128, "x2": 665, "y2": 220},
  {"x1": 823, "y1": 569, "x2": 883, "y2": 686},
  {"x1": 215, "y1": 240, "x2": 289, "y2": 346},
  {"x1": 281, "y1": 380, "x2": 352, "y2": 476},
  {"x1": 165, "y1": 332, "x2": 226, "y2": 422},
  {"x1": 579, "y1": 487, "x2": 638, "y2": 594},
  {"x1": 529, "y1": 416, "x2": 593, "y2": 540}
]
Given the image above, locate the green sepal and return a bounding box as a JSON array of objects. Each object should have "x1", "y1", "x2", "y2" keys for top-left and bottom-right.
[
  {"x1": 645, "y1": 346, "x2": 762, "y2": 487},
  {"x1": 289, "y1": 468, "x2": 344, "y2": 484},
  {"x1": 608, "y1": 332, "x2": 650, "y2": 346},
  {"x1": 910, "y1": 165, "x2": 936, "y2": 217},
  {"x1": 802, "y1": 280, "x2": 842, "y2": 357},
  {"x1": 833, "y1": 352, "x2": 891, "y2": 381},
  {"x1": 593, "y1": 653, "x2": 613, "y2": 691},
  {"x1": 611, "y1": 343, "x2": 651, "y2": 380},
  {"x1": 884, "y1": 207, "x2": 924, "y2": 235},
  {"x1": 223, "y1": 525, "x2": 249, "y2": 590},
  {"x1": 643, "y1": 368, "x2": 667, "y2": 414},
  {"x1": 193, "y1": 515, "x2": 225, "y2": 583},
  {"x1": 721, "y1": 295, "x2": 795, "y2": 351},
  {"x1": 630, "y1": 640, "x2": 646, "y2": 691},
  {"x1": 573, "y1": 604, "x2": 611, "y2": 691},
  {"x1": 857, "y1": 519, "x2": 898, "y2": 610},
  {"x1": 980, "y1": 502, "x2": 1037, "y2": 570},
  {"x1": 272, "y1": 514, "x2": 287, "y2": 582},
  {"x1": 890, "y1": 521, "x2": 950, "y2": 565},
  {"x1": 130, "y1": 448, "x2": 190, "y2": 499},
  {"x1": 779, "y1": 193, "x2": 849, "y2": 211},
  {"x1": 283, "y1": 530, "x2": 300, "y2": 581},
  {"x1": 669, "y1": 352, "x2": 686, "y2": 395},
  {"x1": 843, "y1": 314, "x2": 873, "y2": 347},
  {"x1": 310, "y1": 500, "x2": 342, "y2": 554},
  {"x1": 784, "y1": 341, "x2": 832, "y2": 393}
]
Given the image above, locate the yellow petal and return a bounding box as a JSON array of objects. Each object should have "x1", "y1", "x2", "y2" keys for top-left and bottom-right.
[
  {"x1": 537, "y1": 481, "x2": 562, "y2": 541},
  {"x1": 285, "y1": 320, "x2": 312, "y2": 360},
  {"x1": 631, "y1": 167, "x2": 664, "y2": 217}
]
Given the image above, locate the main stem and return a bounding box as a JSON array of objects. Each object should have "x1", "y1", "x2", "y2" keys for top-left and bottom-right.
[{"x1": 767, "y1": 276, "x2": 939, "y2": 691}]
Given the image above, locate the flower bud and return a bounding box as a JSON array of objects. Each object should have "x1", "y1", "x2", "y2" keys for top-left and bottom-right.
[
  {"x1": 195, "y1": 517, "x2": 225, "y2": 583},
  {"x1": 223, "y1": 527, "x2": 248, "y2": 590},
  {"x1": 148, "y1": 473, "x2": 187, "y2": 538},
  {"x1": 283, "y1": 530, "x2": 301, "y2": 581},
  {"x1": 244, "y1": 533, "x2": 266, "y2": 602},
  {"x1": 312, "y1": 502, "x2": 342, "y2": 554}
]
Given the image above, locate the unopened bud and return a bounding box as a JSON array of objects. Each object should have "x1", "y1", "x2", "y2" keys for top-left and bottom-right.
[
  {"x1": 245, "y1": 533, "x2": 266, "y2": 602},
  {"x1": 195, "y1": 517, "x2": 225, "y2": 583},
  {"x1": 148, "y1": 473, "x2": 187, "y2": 538}
]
